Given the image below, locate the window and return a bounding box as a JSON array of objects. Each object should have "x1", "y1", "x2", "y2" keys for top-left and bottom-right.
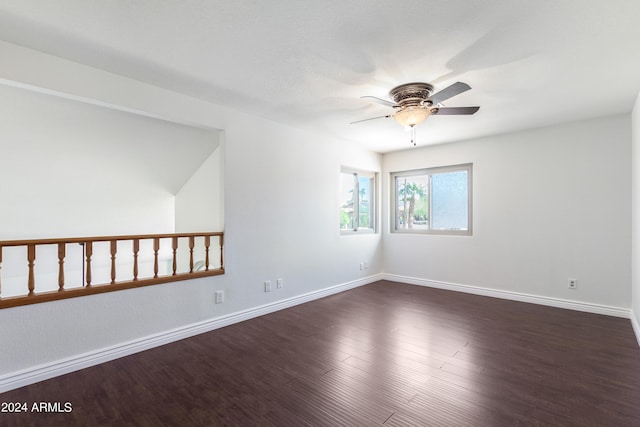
[
  {"x1": 391, "y1": 163, "x2": 472, "y2": 235},
  {"x1": 340, "y1": 168, "x2": 376, "y2": 233}
]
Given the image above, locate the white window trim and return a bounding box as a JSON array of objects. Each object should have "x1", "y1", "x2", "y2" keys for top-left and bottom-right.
[
  {"x1": 390, "y1": 163, "x2": 472, "y2": 236},
  {"x1": 340, "y1": 167, "x2": 377, "y2": 235}
]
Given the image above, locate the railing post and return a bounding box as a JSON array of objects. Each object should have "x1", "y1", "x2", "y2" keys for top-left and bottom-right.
[
  {"x1": 133, "y1": 239, "x2": 140, "y2": 281},
  {"x1": 110, "y1": 240, "x2": 117, "y2": 284},
  {"x1": 27, "y1": 244, "x2": 36, "y2": 295},
  {"x1": 171, "y1": 237, "x2": 178, "y2": 275},
  {"x1": 153, "y1": 238, "x2": 160, "y2": 278},
  {"x1": 85, "y1": 241, "x2": 93, "y2": 287},
  {"x1": 189, "y1": 236, "x2": 195, "y2": 273},
  {"x1": 58, "y1": 243, "x2": 65, "y2": 291},
  {"x1": 204, "y1": 235, "x2": 211, "y2": 271},
  {"x1": 219, "y1": 234, "x2": 224, "y2": 270}
]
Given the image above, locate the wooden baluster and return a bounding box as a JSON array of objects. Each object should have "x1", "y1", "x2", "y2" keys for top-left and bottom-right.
[
  {"x1": 153, "y1": 238, "x2": 160, "y2": 278},
  {"x1": 204, "y1": 235, "x2": 211, "y2": 271},
  {"x1": 85, "y1": 241, "x2": 93, "y2": 287},
  {"x1": 110, "y1": 240, "x2": 117, "y2": 284},
  {"x1": 189, "y1": 236, "x2": 195, "y2": 273},
  {"x1": 133, "y1": 239, "x2": 140, "y2": 281},
  {"x1": 27, "y1": 244, "x2": 36, "y2": 295},
  {"x1": 58, "y1": 243, "x2": 65, "y2": 291},
  {"x1": 219, "y1": 234, "x2": 224, "y2": 270},
  {"x1": 171, "y1": 237, "x2": 178, "y2": 276}
]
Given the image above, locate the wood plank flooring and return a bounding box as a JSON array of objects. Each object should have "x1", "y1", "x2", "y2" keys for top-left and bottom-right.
[{"x1": 2, "y1": 280, "x2": 640, "y2": 426}]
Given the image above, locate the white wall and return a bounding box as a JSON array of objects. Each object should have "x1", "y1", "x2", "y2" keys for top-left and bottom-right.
[
  {"x1": 383, "y1": 115, "x2": 631, "y2": 309},
  {"x1": 175, "y1": 144, "x2": 224, "y2": 233},
  {"x1": 0, "y1": 41, "x2": 382, "y2": 377},
  {"x1": 631, "y1": 91, "x2": 640, "y2": 336},
  {"x1": 0, "y1": 83, "x2": 219, "y2": 239},
  {"x1": 220, "y1": 111, "x2": 382, "y2": 315}
]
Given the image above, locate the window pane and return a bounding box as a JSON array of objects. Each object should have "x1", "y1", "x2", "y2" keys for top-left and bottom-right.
[
  {"x1": 340, "y1": 168, "x2": 377, "y2": 234},
  {"x1": 432, "y1": 170, "x2": 468, "y2": 230},
  {"x1": 395, "y1": 175, "x2": 429, "y2": 230},
  {"x1": 340, "y1": 172, "x2": 355, "y2": 230},
  {"x1": 358, "y1": 176, "x2": 371, "y2": 228}
]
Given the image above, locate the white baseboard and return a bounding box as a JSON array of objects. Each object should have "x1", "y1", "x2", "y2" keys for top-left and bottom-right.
[
  {"x1": 0, "y1": 273, "x2": 383, "y2": 393},
  {"x1": 382, "y1": 274, "x2": 631, "y2": 319},
  {"x1": 631, "y1": 310, "x2": 640, "y2": 346}
]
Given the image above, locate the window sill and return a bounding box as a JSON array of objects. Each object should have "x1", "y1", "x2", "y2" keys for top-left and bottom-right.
[{"x1": 340, "y1": 229, "x2": 377, "y2": 236}]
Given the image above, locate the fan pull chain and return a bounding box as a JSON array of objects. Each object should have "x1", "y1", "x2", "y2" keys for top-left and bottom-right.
[{"x1": 410, "y1": 125, "x2": 416, "y2": 146}]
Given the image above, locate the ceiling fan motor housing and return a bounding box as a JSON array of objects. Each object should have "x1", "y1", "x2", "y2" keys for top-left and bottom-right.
[{"x1": 389, "y1": 82, "x2": 434, "y2": 107}]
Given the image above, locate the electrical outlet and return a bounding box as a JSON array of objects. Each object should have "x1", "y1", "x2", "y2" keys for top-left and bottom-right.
[
  {"x1": 215, "y1": 290, "x2": 224, "y2": 304},
  {"x1": 264, "y1": 280, "x2": 272, "y2": 292},
  {"x1": 276, "y1": 278, "x2": 283, "y2": 289},
  {"x1": 359, "y1": 262, "x2": 364, "y2": 270},
  {"x1": 568, "y1": 278, "x2": 577, "y2": 289}
]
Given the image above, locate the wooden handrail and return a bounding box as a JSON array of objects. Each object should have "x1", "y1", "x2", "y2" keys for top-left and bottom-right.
[
  {"x1": 0, "y1": 232, "x2": 223, "y2": 247},
  {"x1": 0, "y1": 232, "x2": 224, "y2": 309}
]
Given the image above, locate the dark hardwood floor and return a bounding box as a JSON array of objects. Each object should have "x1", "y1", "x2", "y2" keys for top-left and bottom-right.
[{"x1": 3, "y1": 280, "x2": 640, "y2": 426}]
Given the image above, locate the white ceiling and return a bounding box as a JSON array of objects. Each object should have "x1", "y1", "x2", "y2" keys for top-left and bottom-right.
[{"x1": 0, "y1": 0, "x2": 639, "y2": 153}]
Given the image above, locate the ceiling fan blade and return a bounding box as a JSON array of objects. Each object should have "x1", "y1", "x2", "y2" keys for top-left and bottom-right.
[
  {"x1": 360, "y1": 96, "x2": 398, "y2": 108},
  {"x1": 427, "y1": 82, "x2": 471, "y2": 105},
  {"x1": 432, "y1": 106, "x2": 480, "y2": 115},
  {"x1": 350, "y1": 114, "x2": 392, "y2": 124}
]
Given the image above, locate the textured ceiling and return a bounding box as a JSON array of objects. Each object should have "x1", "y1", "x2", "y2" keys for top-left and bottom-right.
[{"x1": 0, "y1": 0, "x2": 639, "y2": 152}]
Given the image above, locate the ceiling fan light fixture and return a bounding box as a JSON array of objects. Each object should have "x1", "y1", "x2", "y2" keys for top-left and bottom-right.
[
  {"x1": 354, "y1": 81, "x2": 479, "y2": 147},
  {"x1": 393, "y1": 107, "x2": 432, "y2": 127}
]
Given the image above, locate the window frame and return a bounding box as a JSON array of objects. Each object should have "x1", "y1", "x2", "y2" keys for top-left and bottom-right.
[
  {"x1": 340, "y1": 167, "x2": 377, "y2": 235},
  {"x1": 390, "y1": 163, "x2": 472, "y2": 236}
]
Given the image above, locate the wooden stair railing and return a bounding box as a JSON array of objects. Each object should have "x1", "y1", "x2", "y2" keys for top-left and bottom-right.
[{"x1": 0, "y1": 232, "x2": 224, "y2": 309}]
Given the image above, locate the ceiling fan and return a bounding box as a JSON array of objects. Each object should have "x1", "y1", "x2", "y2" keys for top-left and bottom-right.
[{"x1": 352, "y1": 81, "x2": 480, "y2": 146}]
